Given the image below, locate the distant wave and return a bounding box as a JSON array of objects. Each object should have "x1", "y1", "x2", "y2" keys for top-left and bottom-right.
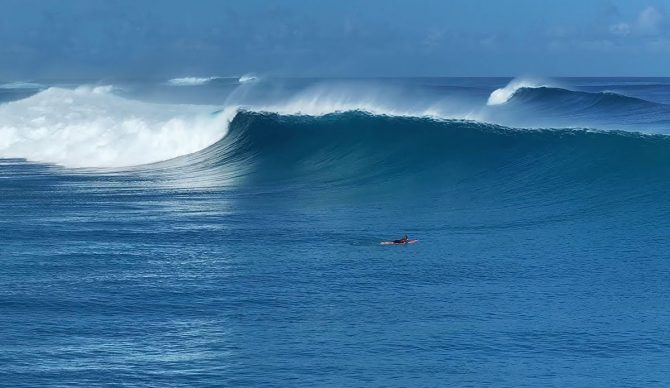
[
  {"x1": 487, "y1": 78, "x2": 549, "y2": 105},
  {"x1": 238, "y1": 74, "x2": 258, "y2": 83},
  {"x1": 0, "y1": 82, "x2": 44, "y2": 90},
  {"x1": 486, "y1": 78, "x2": 660, "y2": 109},
  {"x1": 167, "y1": 76, "x2": 220, "y2": 86},
  {"x1": 508, "y1": 87, "x2": 659, "y2": 108},
  {"x1": 0, "y1": 86, "x2": 233, "y2": 168}
]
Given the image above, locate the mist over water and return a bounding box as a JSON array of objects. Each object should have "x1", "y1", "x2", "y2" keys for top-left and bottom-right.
[{"x1": 3, "y1": 77, "x2": 670, "y2": 386}]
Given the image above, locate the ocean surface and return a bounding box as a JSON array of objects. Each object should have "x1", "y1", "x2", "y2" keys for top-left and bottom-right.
[{"x1": 2, "y1": 76, "x2": 670, "y2": 386}]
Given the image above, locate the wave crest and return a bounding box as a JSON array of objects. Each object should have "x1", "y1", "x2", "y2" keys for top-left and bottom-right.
[{"x1": 487, "y1": 78, "x2": 549, "y2": 105}]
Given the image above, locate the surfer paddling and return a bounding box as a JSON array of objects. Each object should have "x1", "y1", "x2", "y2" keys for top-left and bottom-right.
[
  {"x1": 381, "y1": 234, "x2": 417, "y2": 245},
  {"x1": 393, "y1": 235, "x2": 409, "y2": 244}
]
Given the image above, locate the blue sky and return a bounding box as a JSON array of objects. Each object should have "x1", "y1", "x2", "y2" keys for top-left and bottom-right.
[{"x1": 1, "y1": 0, "x2": 670, "y2": 78}]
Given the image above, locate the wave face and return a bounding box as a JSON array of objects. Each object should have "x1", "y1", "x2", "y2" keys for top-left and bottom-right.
[{"x1": 152, "y1": 110, "x2": 670, "y2": 214}]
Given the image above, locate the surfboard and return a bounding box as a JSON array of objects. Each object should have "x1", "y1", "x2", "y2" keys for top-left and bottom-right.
[{"x1": 380, "y1": 239, "x2": 418, "y2": 245}]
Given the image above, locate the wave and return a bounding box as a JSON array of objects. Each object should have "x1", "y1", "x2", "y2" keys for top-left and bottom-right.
[
  {"x1": 487, "y1": 78, "x2": 661, "y2": 111},
  {"x1": 0, "y1": 82, "x2": 44, "y2": 90},
  {"x1": 0, "y1": 86, "x2": 233, "y2": 168},
  {"x1": 238, "y1": 74, "x2": 258, "y2": 83},
  {"x1": 230, "y1": 82, "x2": 475, "y2": 120},
  {"x1": 225, "y1": 78, "x2": 668, "y2": 131},
  {"x1": 167, "y1": 76, "x2": 221, "y2": 86},
  {"x1": 480, "y1": 79, "x2": 670, "y2": 130},
  {"x1": 507, "y1": 86, "x2": 659, "y2": 109},
  {"x1": 487, "y1": 78, "x2": 549, "y2": 105},
  {"x1": 4, "y1": 78, "x2": 670, "y2": 170},
  {"x1": 153, "y1": 110, "x2": 670, "y2": 202}
]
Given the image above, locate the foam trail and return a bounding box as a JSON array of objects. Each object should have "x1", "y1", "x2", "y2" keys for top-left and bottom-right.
[
  {"x1": 167, "y1": 77, "x2": 219, "y2": 86},
  {"x1": 0, "y1": 86, "x2": 233, "y2": 168},
  {"x1": 487, "y1": 78, "x2": 547, "y2": 105}
]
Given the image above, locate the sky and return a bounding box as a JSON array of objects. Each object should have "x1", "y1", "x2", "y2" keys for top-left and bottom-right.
[{"x1": 1, "y1": 0, "x2": 670, "y2": 79}]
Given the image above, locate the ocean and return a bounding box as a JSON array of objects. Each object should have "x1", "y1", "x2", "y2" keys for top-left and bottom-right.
[{"x1": 2, "y1": 76, "x2": 670, "y2": 386}]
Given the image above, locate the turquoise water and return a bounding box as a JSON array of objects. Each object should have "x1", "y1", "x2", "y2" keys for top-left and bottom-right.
[{"x1": 2, "y1": 78, "x2": 670, "y2": 386}]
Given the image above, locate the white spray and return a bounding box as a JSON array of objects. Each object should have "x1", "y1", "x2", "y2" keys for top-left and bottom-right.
[{"x1": 0, "y1": 86, "x2": 234, "y2": 168}]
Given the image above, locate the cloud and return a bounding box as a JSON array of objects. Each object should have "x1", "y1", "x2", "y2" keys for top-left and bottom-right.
[
  {"x1": 547, "y1": 4, "x2": 668, "y2": 54},
  {"x1": 636, "y1": 6, "x2": 664, "y2": 35},
  {"x1": 609, "y1": 22, "x2": 631, "y2": 37},
  {"x1": 609, "y1": 6, "x2": 664, "y2": 37}
]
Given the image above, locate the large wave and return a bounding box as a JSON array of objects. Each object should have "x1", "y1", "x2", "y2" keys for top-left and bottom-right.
[
  {"x1": 2, "y1": 78, "x2": 670, "y2": 170},
  {"x1": 0, "y1": 86, "x2": 233, "y2": 168},
  {"x1": 159, "y1": 110, "x2": 670, "y2": 200}
]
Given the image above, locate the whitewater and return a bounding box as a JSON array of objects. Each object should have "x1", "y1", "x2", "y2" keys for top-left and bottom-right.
[{"x1": 3, "y1": 77, "x2": 670, "y2": 386}]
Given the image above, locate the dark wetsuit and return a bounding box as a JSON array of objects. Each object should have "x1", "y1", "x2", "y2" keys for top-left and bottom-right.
[{"x1": 393, "y1": 237, "x2": 409, "y2": 244}]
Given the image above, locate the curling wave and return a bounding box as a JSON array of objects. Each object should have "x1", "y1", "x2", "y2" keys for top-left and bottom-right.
[
  {"x1": 487, "y1": 78, "x2": 549, "y2": 105},
  {"x1": 152, "y1": 110, "x2": 670, "y2": 208}
]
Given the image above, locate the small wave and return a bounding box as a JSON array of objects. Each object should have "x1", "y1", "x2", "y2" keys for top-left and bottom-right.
[
  {"x1": 0, "y1": 82, "x2": 44, "y2": 90},
  {"x1": 167, "y1": 76, "x2": 220, "y2": 86},
  {"x1": 0, "y1": 86, "x2": 234, "y2": 168}
]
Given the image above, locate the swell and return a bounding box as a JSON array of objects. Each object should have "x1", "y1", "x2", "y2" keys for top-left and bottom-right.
[
  {"x1": 484, "y1": 86, "x2": 670, "y2": 130},
  {"x1": 154, "y1": 110, "x2": 670, "y2": 212},
  {"x1": 509, "y1": 86, "x2": 659, "y2": 108}
]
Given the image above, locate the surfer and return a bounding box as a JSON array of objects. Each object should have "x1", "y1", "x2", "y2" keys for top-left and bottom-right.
[
  {"x1": 393, "y1": 235, "x2": 409, "y2": 244},
  {"x1": 380, "y1": 234, "x2": 416, "y2": 245}
]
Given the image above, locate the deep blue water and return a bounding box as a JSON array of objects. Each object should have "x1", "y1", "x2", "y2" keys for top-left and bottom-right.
[{"x1": 2, "y1": 77, "x2": 670, "y2": 386}]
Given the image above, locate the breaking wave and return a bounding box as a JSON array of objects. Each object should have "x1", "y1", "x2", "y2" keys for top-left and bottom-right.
[
  {"x1": 2, "y1": 78, "x2": 670, "y2": 170},
  {"x1": 0, "y1": 86, "x2": 233, "y2": 167},
  {"x1": 487, "y1": 78, "x2": 549, "y2": 105}
]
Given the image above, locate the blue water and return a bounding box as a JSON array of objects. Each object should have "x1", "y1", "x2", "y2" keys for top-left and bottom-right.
[{"x1": 2, "y1": 77, "x2": 670, "y2": 386}]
